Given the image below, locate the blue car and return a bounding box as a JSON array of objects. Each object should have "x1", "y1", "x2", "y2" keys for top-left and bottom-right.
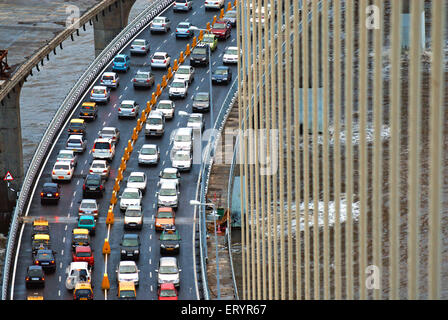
[
  {"x1": 112, "y1": 54, "x2": 130, "y2": 72},
  {"x1": 175, "y1": 22, "x2": 193, "y2": 39},
  {"x1": 211, "y1": 66, "x2": 232, "y2": 85},
  {"x1": 78, "y1": 215, "x2": 96, "y2": 235}
]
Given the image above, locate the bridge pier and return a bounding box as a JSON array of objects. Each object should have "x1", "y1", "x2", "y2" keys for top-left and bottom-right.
[
  {"x1": 0, "y1": 82, "x2": 23, "y2": 232},
  {"x1": 93, "y1": 0, "x2": 137, "y2": 57}
]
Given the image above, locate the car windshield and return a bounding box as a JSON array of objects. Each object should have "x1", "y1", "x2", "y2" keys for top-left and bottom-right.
[
  {"x1": 162, "y1": 172, "x2": 177, "y2": 179},
  {"x1": 67, "y1": 138, "x2": 81, "y2": 144},
  {"x1": 225, "y1": 11, "x2": 237, "y2": 18},
  {"x1": 159, "y1": 266, "x2": 178, "y2": 274},
  {"x1": 193, "y1": 48, "x2": 206, "y2": 55},
  {"x1": 157, "y1": 103, "x2": 172, "y2": 109},
  {"x1": 225, "y1": 49, "x2": 238, "y2": 55},
  {"x1": 188, "y1": 116, "x2": 201, "y2": 123},
  {"x1": 128, "y1": 175, "x2": 144, "y2": 183},
  {"x1": 214, "y1": 68, "x2": 228, "y2": 75},
  {"x1": 133, "y1": 40, "x2": 145, "y2": 46},
  {"x1": 175, "y1": 134, "x2": 190, "y2": 142},
  {"x1": 28, "y1": 268, "x2": 42, "y2": 277},
  {"x1": 153, "y1": 18, "x2": 164, "y2": 24},
  {"x1": 174, "y1": 153, "x2": 190, "y2": 161},
  {"x1": 160, "y1": 289, "x2": 177, "y2": 297},
  {"x1": 101, "y1": 129, "x2": 115, "y2": 136},
  {"x1": 177, "y1": 68, "x2": 190, "y2": 74},
  {"x1": 171, "y1": 81, "x2": 185, "y2": 88},
  {"x1": 122, "y1": 238, "x2": 139, "y2": 247},
  {"x1": 121, "y1": 103, "x2": 134, "y2": 109},
  {"x1": 119, "y1": 265, "x2": 137, "y2": 274},
  {"x1": 75, "y1": 289, "x2": 91, "y2": 298},
  {"x1": 160, "y1": 188, "x2": 176, "y2": 196},
  {"x1": 153, "y1": 55, "x2": 165, "y2": 60},
  {"x1": 70, "y1": 122, "x2": 83, "y2": 128},
  {"x1": 213, "y1": 23, "x2": 226, "y2": 29},
  {"x1": 36, "y1": 252, "x2": 52, "y2": 260},
  {"x1": 157, "y1": 212, "x2": 173, "y2": 219},
  {"x1": 79, "y1": 219, "x2": 93, "y2": 226},
  {"x1": 43, "y1": 186, "x2": 57, "y2": 192},
  {"x1": 123, "y1": 191, "x2": 139, "y2": 199},
  {"x1": 114, "y1": 57, "x2": 125, "y2": 62},
  {"x1": 94, "y1": 142, "x2": 110, "y2": 149},
  {"x1": 81, "y1": 202, "x2": 96, "y2": 209},
  {"x1": 76, "y1": 251, "x2": 91, "y2": 257},
  {"x1": 194, "y1": 93, "x2": 209, "y2": 101},
  {"x1": 86, "y1": 177, "x2": 100, "y2": 185},
  {"x1": 161, "y1": 233, "x2": 179, "y2": 241},
  {"x1": 54, "y1": 164, "x2": 69, "y2": 170},
  {"x1": 149, "y1": 117, "x2": 162, "y2": 125},
  {"x1": 92, "y1": 162, "x2": 106, "y2": 169},
  {"x1": 120, "y1": 290, "x2": 136, "y2": 298},
  {"x1": 58, "y1": 153, "x2": 73, "y2": 159},
  {"x1": 102, "y1": 75, "x2": 114, "y2": 81},
  {"x1": 93, "y1": 88, "x2": 105, "y2": 94},
  {"x1": 178, "y1": 23, "x2": 189, "y2": 29},
  {"x1": 141, "y1": 147, "x2": 156, "y2": 155},
  {"x1": 202, "y1": 36, "x2": 214, "y2": 43},
  {"x1": 125, "y1": 209, "x2": 141, "y2": 217}
]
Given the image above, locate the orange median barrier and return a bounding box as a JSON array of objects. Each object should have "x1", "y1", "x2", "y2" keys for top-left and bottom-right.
[
  {"x1": 173, "y1": 59, "x2": 179, "y2": 72},
  {"x1": 179, "y1": 51, "x2": 184, "y2": 64},
  {"x1": 106, "y1": 207, "x2": 114, "y2": 225},
  {"x1": 219, "y1": 8, "x2": 224, "y2": 19},
  {"x1": 102, "y1": 239, "x2": 111, "y2": 255},
  {"x1": 185, "y1": 44, "x2": 191, "y2": 56},
  {"x1": 101, "y1": 273, "x2": 110, "y2": 290},
  {"x1": 161, "y1": 75, "x2": 167, "y2": 88},
  {"x1": 167, "y1": 67, "x2": 173, "y2": 80},
  {"x1": 110, "y1": 190, "x2": 118, "y2": 204},
  {"x1": 227, "y1": 2, "x2": 232, "y2": 11}
]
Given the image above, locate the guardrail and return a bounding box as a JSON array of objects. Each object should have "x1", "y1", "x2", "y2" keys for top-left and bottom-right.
[{"x1": 1, "y1": 0, "x2": 174, "y2": 300}]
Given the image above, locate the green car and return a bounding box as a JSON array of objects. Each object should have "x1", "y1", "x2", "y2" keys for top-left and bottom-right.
[
  {"x1": 78, "y1": 215, "x2": 96, "y2": 235},
  {"x1": 159, "y1": 227, "x2": 181, "y2": 254},
  {"x1": 201, "y1": 34, "x2": 218, "y2": 52}
]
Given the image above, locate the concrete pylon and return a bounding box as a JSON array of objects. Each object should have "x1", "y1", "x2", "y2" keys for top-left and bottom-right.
[{"x1": 93, "y1": 0, "x2": 137, "y2": 57}]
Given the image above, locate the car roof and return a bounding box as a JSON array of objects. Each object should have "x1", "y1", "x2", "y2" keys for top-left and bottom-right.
[
  {"x1": 69, "y1": 261, "x2": 89, "y2": 269},
  {"x1": 54, "y1": 160, "x2": 71, "y2": 165},
  {"x1": 102, "y1": 72, "x2": 116, "y2": 76},
  {"x1": 123, "y1": 233, "x2": 139, "y2": 239},
  {"x1": 160, "y1": 257, "x2": 177, "y2": 266},
  {"x1": 76, "y1": 245, "x2": 92, "y2": 252},
  {"x1": 81, "y1": 102, "x2": 96, "y2": 107},
  {"x1": 81, "y1": 199, "x2": 97, "y2": 204},
  {"x1": 79, "y1": 215, "x2": 94, "y2": 220},
  {"x1": 142, "y1": 144, "x2": 157, "y2": 148},
  {"x1": 123, "y1": 187, "x2": 140, "y2": 192},
  {"x1": 93, "y1": 85, "x2": 107, "y2": 90},
  {"x1": 154, "y1": 51, "x2": 168, "y2": 55},
  {"x1": 59, "y1": 149, "x2": 74, "y2": 154},
  {"x1": 149, "y1": 110, "x2": 164, "y2": 117},
  {"x1": 70, "y1": 119, "x2": 84, "y2": 123},
  {"x1": 43, "y1": 182, "x2": 58, "y2": 188},
  {"x1": 176, "y1": 127, "x2": 192, "y2": 133},
  {"x1": 163, "y1": 167, "x2": 178, "y2": 173},
  {"x1": 216, "y1": 66, "x2": 230, "y2": 70},
  {"x1": 115, "y1": 54, "x2": 128, "y2": 58},
  {"x1": 119, "y1": 260, "x2": 137, "y2": 267},
  {"x1": 226, "y1": 46, "x2": 238, "y2": 50},
  {"x1": 94, "y1": 138, "x2": 112, "y2": 143},
  {"x1": 121, "y1": 100, "x2": 135, "y2": 104},
  {"x1": 160, "y1": 180, "x2": 178, "y2": 188},
  {"x1": 68, "y1": 134, "x2": 83, "y2": 139},
  {"x1": 129, "y1": 171, "x2": 145, "y2": 177},
  {"x1": 102, "y1": 126, "x2": 117, "y2": 131},
  {"x1": 158, "y1": 99, "x2": 173, "y2": 104},
  {"x1": 92, "y1": 159, "x2": 107, "y2": 164}
]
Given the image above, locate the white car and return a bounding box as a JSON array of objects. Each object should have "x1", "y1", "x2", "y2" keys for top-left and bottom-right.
[
  {"x1": 159, "y1": 168, "x2": 181, "y2": 187},
  {"x1": 145, "y1": 110, "x2": 165, "y2": 137},
  {"x1": 187, "y1": 113, "x2": 205, "y2": 132},
  {"x1": 92, "y1": 138, "x2": 115, "y2": 161},
  {"x1": 169, "y1": 79, "x2": 189, "y2": 99},
  {"x1": 126, "y1": 172, "x2": 147, "y2": 194},
  {"x1": 116, "y1": 261, "x2": 140, "y2": 286},
  {"x1": 204, "y1": 0, "x2": 225, "y2": 10},
  {"x1": 78, "y1": 199, "x2": 99, "y2": 218},
  {"x1": 223, "y1": 46, "x2": 239, "y2": 64},
  {"x1": 157, "y1": 181, "x2": 180, "y2": 209},
  {"x1": 56, "y1": 150, "x2": 77, "y2": 168},
  {"x1": 172, "y1": 127, "x2": 193, "y2": 151},
  {"x1": 150, "y1": 16, "x2": 171, "y2": 33},
  {"x1": 156, "y1": 257, "x2": 181, "y2": 288},
  {"x1": 155, "y1": 100, "x2": 175, "y2": 120},
  {"x1": 119, "y1": 188, "x2": 143, "y2": 212},
  {"x1": 174, "y1": 65, "x2": 195, "y2": 84},
  {"x1": 151, "y1": 52, "x2": 171, "y2": 69},
  {"x1": 51, "y1": 160, "x2": 74, "y2": 181},
  {"x1": 124, "y1": 205, "x2": 143, "y2": 230},
  {"x1": 100, "y1": 72, "x2": 119, "y2": 89},
  {"x1": 65, "y1": 262, "x2": 91, "y2": 290},
  {"x1": 89, "y1": 159, "x2": 110, "y2": 180},
  {"x1": 90, "y1": 85, "x2": 110, "y2": 103},
  {"x1": 171, "y1": 150, "x2": 192, "y2": 172},
  {"x1": 138, "y1": 144, "x2": 160, "y2": 165}
]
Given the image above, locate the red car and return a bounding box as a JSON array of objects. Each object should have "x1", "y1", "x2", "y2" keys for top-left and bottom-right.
[
  {"x1": 211, "y1": 20, "x2": 231, "y2": 40},
  {"x1": 72, "y1": 245, "x2": 94, "y2": 267},
  {"x1": 158, "y1": 283, "x2": 178, "y2": 300}
]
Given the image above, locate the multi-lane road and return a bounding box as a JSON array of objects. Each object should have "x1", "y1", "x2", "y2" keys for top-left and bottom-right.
[{"x1": 10, "y1": 1, "x2": 237, "y2": 300}]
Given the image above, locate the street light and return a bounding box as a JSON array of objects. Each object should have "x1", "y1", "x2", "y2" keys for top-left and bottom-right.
[{"x1": 190, "y1": 200, "x2": 221, "y2": 300}]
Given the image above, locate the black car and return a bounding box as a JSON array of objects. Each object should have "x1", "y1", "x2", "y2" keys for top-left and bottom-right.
[
  {"x1": 78, "y1": 102, "x2": 98, "y2": 121},
  {"x1": 190, "y1": 44, "x2": 209, "y2": 67},
  {"x1": 159, "y1": 226, "x2": 181, "y2": 254},
  {"x1": 33, "y1": 249, "x2": 56, "y2": 273},
  {"x1": 120, "y1": 233, "x2": 140, "y2": 261},
  {"x1": 211, "y1": 66, "x2": 232, "y2": 84},
  {"x1": 82, "y1": 174, "x2": 105, "y2": 198},
  {"x1": 40, "y1": 182, "x2": 61, "y2": 204},
  {"x1": 25, "y1": 265, "x2": 45, "y2": 288},
  {"x1": 192, "y1": 92, "x2": 210, "y2": 112}
]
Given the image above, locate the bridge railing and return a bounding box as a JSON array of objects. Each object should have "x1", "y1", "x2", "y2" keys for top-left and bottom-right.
[{"x1": 1, "y1": 0, "x2": 175, "y2": 300}]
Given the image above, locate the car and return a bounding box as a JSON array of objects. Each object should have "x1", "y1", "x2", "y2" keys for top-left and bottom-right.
[
  {"x1": 31, "y1": 219, "x2": 49, "y2": 238},
  {"x1": 89, "y1": 160, "x2": 110, "y2": 180},
  {"x1": 68, "y1": 119, "x2": 86, "y2": 135},
  {"x1": 98, "y1": 126, "x2": 120, "y2": 144},
  {"x1": 212, "y1": 65, "x2": 232, "y2": 84},
  {"x1": 90, "y1": 85, "x2": 110, "y2": 103},
  {"x1": 173, "y1": 0, "x2": 192, "y2": 12},
  {"x1": 71, "y1": 228, "x2": 90, "y2": 250},
  {"x1": 187, "y1": 113, "x2": 205, "y2": 132},
  {"x1": 160, "y1": 226, "x2": 181, "y2": 254},
  {"x1": 40, "y1": 182, "x2": 60, "y2": 204},
  {"x1": 158, "y1": 168, "x2": 180, "y2": 187},
  {"x1": 116, "y1": 261, "x2": 140, "y2": 286},
  {"x1": 78, "y1": 199, "x2": 99, "y2": 218},
  {"x1": 175, "y1": 21, "x2": 193, "y2": 38},
  {"x1": 204, "y1": 0, "x2": 225, "y2": 10},
  {"x1": 169, "y1": 79, "x2": 189, "y2": 99},
  {"x1": 223, "y1": 9, "x2": 237, "y2": 26},
  {"x1": 119, "y1": 187, "x2": 143, "y2": 212},
  {"x1": 25, "y1": 265, "x2": 45, "y2": 288},
  {"x1": 120, "y1": 233, "x2": 141, "y2": 261},
  {"x1": 211, "y1": 20, "x2": 231, "y2": 40},
  {"x1": 172, "y1": 127, "x2": 193, "y2": 151},
  {"x1": 73, "y1": 282, "x2": 93, "y2": 300},
  {"x1": 190, "y1": 44, "x2": 210, "y2": 66},
  {"x1": 32, "y1": 233, "x2": 51, "y2": 255},
  {"x1": 78, "y1": 102, "x2": 98, "y2": 121},
  {"x1": 192, "y1": 92, "x2": 210, "y2": 112},
  {"x1": 145, "y1": 110, "x2": 165, "y2": 137},
  {"x1": 138, "y1": 144, "x2": 160, "y2": 165},
  {"x1": 78, "y1": 215, "x2": 96, "y2": 235},
  {"x1": 151, "y1": 52, "x2": 171, "y2": 69},
  {"x1": 66, "y1": 134, "x2": 86, "y2": 153},
  {"x1": 158, "y1": 283, "x2": 178, "y2": 300},
  {"x1": 92, "y1": 138, "x2": 115, "y2": 162},
  {"x1": 155, "y1": 207, "x2": 175, "y2": 232},
  {"x1": 112, "y1": 54, "x2": 130, "y2": 72},
  {"x1": 132, "y1": 70, "x2": 155, "y2": 88},
  {"x1": 65, "y1": 261, "x2": 91, "y2": 290},
  {"x1": 150, "y1": 16, "x2": 171, "y2": 33},
  {"x1": 155, "y1": 99, "x2": 175, "y2": 120},
  {"x1": 51, "y1": 160, "x2": 74, "y2": 181},
  {"x1": 100, "y1": 71, "x2": 119, "y2": 89},
  {"x1": 56, "y1": 149, "x2": 77, "y2": 168},
  {"x1": 201, "y1": 33, "x2": 218, "y2": 52},
  {"x1": 124, "y1": 205, "x2": 143, "y2": 230},
  {"x1": 130, "y1": 38, "x2": 150, "y2": 55},
  {"x1": 223, "y1": 46, "x2": 239, "y2": 64},
  {"x1": 118, "y1": 100, "x2": 140, "y2": 119},
  {"x1": 118, "y1": 281, "x2": 136, "y2": 300},
  {"x1": 174, "y1": 65, "x2": 195, "y2": 84},
  {"x1": 72, "y1": 245, "x2": 94, "y2": 267},
  {"x1": 157, "y1": 181, "x2": 180, "y2": 209},
  {"x1": 126, "y1": 172, "x2": 147, "y2": 194},
  {"x1": 33, "y1": 249, "x2": 56, "y2": 273},
  {"x1": 82, "y1": 174, "x2": 105, "y2": 198},
  {"x1": 156, "y1": 257, "x2": 181, "y2": 288},
  {"x1": 172, "y1": 150, "x2": 192, "y2": 172}
]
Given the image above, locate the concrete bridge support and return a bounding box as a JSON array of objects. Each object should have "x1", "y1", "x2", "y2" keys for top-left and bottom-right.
[{"x1": 93, "y1": 0, "x2": 137, "y2": 57}]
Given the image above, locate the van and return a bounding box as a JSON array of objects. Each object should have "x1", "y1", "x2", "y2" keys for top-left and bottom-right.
[
  {"x1": 145, "y1": 110, "x2": 165, "y2": 137},
  {"x1": 118, "y1": 281, "x2": 136, "y2": 300},
  {"x1": 92, "y1": 138, "x2": 115, "y2": 161},
  {"x1": 172, "y1": 127, "x2": 193, "y2": 152}
]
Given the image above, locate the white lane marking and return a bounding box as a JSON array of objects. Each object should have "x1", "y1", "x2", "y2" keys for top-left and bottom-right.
[
  {"x1": 206, "y1": 69, "x2": 210, "y2": 74},
  {"x1": 119, "y1": 95, "x2": 123, "y2": 99},
  {"x1": 73, "y1": 191, "x2": 76, "y2": 197},
  {"x1": 63, "y1": 237, "x2": 66, "y2": 243},
  {"x1": 59, "y1": 262, "x2": 63, "y2": 269},
  {"x1": 150, "y1": 285, "x2": 153, "y2": 292},
  {"x1": 149, "y1": 247, "x2": 152, "y2": 253},
  {"x1": 103, "y1": 121, "x2": 106, "y2": 126},
  {"x1": 108, "y1": 112, "x2": 112, "y2": 117},
  {"x1": 153, "y1": 203, "x2": 156, "y2": 209},
  {"x1": 113, "y1": 103, "x2": 117, "y2": 108},
  {"x1": 212, "y1": 61, "x2": 216, "y2": 66},
  {"x1": 58, "y1": 290, "x2": 61, "y2": 296},
  {"x1": 150, "y1": 234, "x2": 152, "y2": 240},
  {"x1": 200, "y1": 78, "x2": 204, "y2": 83},
  {"x1": 149, "y1": 258, "x2": 152, "y2": 265},
  {"x1": 65, "y1": 225, "x2": 68, "y2": 231},
  {"x1": 150, "y1": 272, "x2": 152, "y2": 278},
  {"x1": 125, "y1": 86, "x2": 128, "y2": 90},
  {"x1": 59, "y1": 276, "x2": 61, "y2": 282},
  {"x1": 61, "y1": 250, "x2": 64, "y2": 256},
  {"x1": 76, "y1": 180, "x2": 80, "y2": 186}
]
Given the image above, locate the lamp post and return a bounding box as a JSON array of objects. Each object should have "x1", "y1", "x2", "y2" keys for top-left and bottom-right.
[{"x1": 190, "y1": 199, "x2": 221, "y2": 300}]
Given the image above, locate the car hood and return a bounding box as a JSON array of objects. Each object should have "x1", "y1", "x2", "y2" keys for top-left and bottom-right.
[
  {"x1": 158, "y1": 195, "x2": 178, "y2": 202},
  {"x1": 121, "y1": 198, "x2": 142, "y2": 206},
  {"x1": 139, "y1": 154, "x2": 158, "y2": 160},
  {"x1": 118, "y1": 273, "x2": 138, "y2": 282},
  {"x1": 158, "y1": 273, "x2": 179, "y2": 282},
  {"x1": 169, "y1": 87, "x2": 186, "y2": 93},
  {"x1": 146, "y1": 123, "x2": 163, "y2": 129},
  {"x1": 156, "y1": 218, "x2": 174, "y2": 225},
  {"x1": 127, "y1": 182, "x2": 145, "y2": 189},
  {"x1": 125, "y1": 216, "x2": 142, "y2": 224}
]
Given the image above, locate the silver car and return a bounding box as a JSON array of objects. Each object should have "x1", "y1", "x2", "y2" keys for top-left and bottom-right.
[
  {"x1": 157, "y1": 181, "x2": 180, "y2": 209},
  {"x1": 90, "y1": 85, "x2": 110, "y2": 103},
  {"x1": 151, "y1": 52, "x2": 171, "y2": 70},
  {"x1": 150, "y1": 16, "x2": 171, "y2": 33},
  {"x1": 174, "y1": 65, "x2": 195, "y2": 84},
  {"x1": 56, "y1": 150, "x2": 77, "y2": 168},
  {"x1": 130, "y1": 39, "x2": 150, "y2": 55},
  {"x1": 66, "y1": 135, "x2": 86, "y2": 153},
  {"x1": 132, "y1": 71, "x2": 155, "y2": 88},
  {"x1": 187, "y1": 113, "x2": 205, "y2": 132},
  {"x1": 173, "y1": 0, "x2": 192, "y2": 12},
  {"x1": 156, "y1": 257, "x2": 181, "y2": 288},
  {"x1": 145, "y1": 110, "x2": 165, "y2": 136},
  {"x1": 100, "y1": 72, "x2": 119, "y2": 89},
  {"x1": 171, "y1": 150, "x2": 192, "y2": 172},
  {"x1": 159, "y1": 168, "x2": 180, "y2": 187},
  {"x1": 156, "y1": 100, "x2": 175, "y2": 120},
  {"x1": 169, "y1": 79, "x2": 189, "y2": 99},
  {"x1": 89, "y1": 159, "x2": 110, "y2": 180},
  {"x1": 98, "y1": 126, "x2": 120, "y2": 144},
  {"x1": 118, "y1": 100, "x2": 139, "y2": 119},
  {"x1": 192, "y1": 92, "x2": 210, "y2": 112},
  {"x1": 78, "y1": 199, "x2": 99, "y2": 218},
  {"x1": 124, "y1": 205, "x2": 143, "y2": 230},
  {"x1": 138, "y1": 144, "x2": 160, "y2": 165}
]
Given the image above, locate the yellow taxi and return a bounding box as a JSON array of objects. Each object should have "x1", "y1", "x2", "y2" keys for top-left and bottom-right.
[
  {"x1": 27, "y1": 293, "x2": 44, "y2": 300},
  {"x1": 32, "y1": 233, "x2": 50, "y2": 254},
  {"x1": 71, "y1": 228, "x2": 90, "y2": 250},
  {"x1": 73, "y1": 282, "x2": 93, "y2": 300},
  {"x1": 32, "y1": 219, "x2": 49, "y2": 238},
  {"x1": 68, "y1": 119, "x2": 86, "y2": 135},
  {"x1": 118, "y1": 281, "x2": 136, "y2": 300}
]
